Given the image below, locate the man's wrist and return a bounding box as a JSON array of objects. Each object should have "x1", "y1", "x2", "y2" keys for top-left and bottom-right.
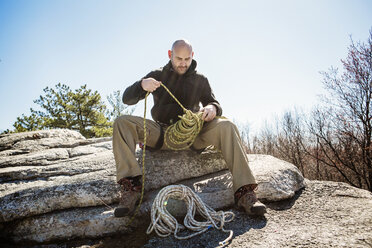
[
  {"x1": 140, "y1": 79, "x2": 144, "y2": 90},
  {"x1": 208, "y1": 104, "x2": 217, "y2": 113}
]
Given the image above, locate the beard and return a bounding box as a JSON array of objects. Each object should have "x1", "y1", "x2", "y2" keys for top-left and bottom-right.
[{"x1": 176, "y1": 66, "x2": 188, "y2": 74}]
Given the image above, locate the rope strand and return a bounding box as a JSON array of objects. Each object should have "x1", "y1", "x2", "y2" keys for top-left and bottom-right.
[{"x1": 146, "y1": 185, "x2": 235, "y2": 245}]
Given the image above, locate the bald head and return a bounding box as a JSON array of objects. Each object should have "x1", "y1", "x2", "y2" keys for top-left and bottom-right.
[
  {"x1": 168, "y1": 39, "x2": 194, "y2": 75},
  {"x1": 171, "y1": 39, "x2": 193, "y2": 53}
]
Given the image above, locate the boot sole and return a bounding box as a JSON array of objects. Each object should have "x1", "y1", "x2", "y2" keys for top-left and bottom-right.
[
  {"x1": 249, "y1": 206, "x2": 267, "y2": 216},
  {"x1": 114, "y1": 197, "x2": 141, "y2": 218}
]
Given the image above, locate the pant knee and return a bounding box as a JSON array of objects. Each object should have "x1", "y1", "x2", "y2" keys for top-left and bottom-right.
[
  {"x1": 216, "y1": 119, "x2": 236, "y2": 132},
  {"x1": 114, "y1": 115, "x2": 132, "y2": 129}
]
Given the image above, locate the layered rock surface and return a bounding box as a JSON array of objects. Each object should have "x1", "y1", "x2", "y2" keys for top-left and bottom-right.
[
  {"x1": 0, "y1": 129, "x2": 305, "y2": 244},
  {"x1": 142, "y1": 180, "x2": 372, "y2": 248}
]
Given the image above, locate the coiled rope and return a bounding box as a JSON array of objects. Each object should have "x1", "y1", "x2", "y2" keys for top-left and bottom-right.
[
  {"x1": 127, "y1": 82, "x2": 234, "y2": 245},
  {"x1": 159, "y1": 82, "x2": 205, "y2": 150},
  {"x1": 146, "y1": 184, "x2": 235, "y2": 246}
]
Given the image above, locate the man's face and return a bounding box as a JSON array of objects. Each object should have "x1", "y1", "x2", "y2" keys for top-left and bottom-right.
[{"x1": 169, "y1": 46, "x2": 194, "y2": 75}]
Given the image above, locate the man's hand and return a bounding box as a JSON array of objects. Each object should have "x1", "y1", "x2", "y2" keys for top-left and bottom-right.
[
  {"x1": 200, "y1": 105, "x2": 217, "y2": 122},
  {"x1": 141, "y1": 78, "x2": 161, "y2": 92}
]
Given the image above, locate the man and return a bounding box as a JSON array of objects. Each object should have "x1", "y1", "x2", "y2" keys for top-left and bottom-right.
[{"x1": 113, "y1": 39, "x2": 266, "y2": 218}]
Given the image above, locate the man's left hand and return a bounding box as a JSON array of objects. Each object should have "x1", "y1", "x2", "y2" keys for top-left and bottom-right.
[{"x1": 200, "y1": 105, "x2": 217, "y2": 122}]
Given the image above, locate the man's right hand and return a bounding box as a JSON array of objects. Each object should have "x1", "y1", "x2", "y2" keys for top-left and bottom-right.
[{"x1": 141, "y1": 78, "x2": 161, "y2": 92}]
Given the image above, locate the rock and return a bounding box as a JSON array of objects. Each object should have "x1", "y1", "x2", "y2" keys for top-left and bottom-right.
[
  {"x1": 141, "y1": 180, "x2": 372, "y2": 248},
  {"x1": 0, "y1": 149, "x2": 228, "y2": 223},
  {"x1": 0, "y1": 129, "x2": 305, "y2": 244},
  {"x1": 0, "y1": 129, "x2": 86, "y2": 153},
  {"x1": 249, "y1": 154, "x2": 306, "y2": 201},
  {"x1": 9, "y1": 206, "x2": 136, "y2": 243},
  {"x1": 0, "y1": 147, "x2": 70, "y2": 168},
  {"x1": 6, "y1": 172, "x2": 231, "y2": 243},
  {"x1": 6, "y1": 181, "x2": 372, "y2": 248}
]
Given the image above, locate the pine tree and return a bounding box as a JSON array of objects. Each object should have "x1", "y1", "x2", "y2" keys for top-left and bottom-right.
[{"x1": 12, "y1": 83, "x2": 112, "y2": 138}]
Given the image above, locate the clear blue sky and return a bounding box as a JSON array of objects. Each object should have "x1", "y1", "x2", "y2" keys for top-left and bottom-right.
[{"x1": 0, "y1": 0, "x2": 371, "y2": 133}]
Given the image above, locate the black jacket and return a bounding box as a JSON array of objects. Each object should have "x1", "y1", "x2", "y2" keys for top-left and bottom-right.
[{"x1": 123, "y1": 60, "x2": 222, "y2": 125}]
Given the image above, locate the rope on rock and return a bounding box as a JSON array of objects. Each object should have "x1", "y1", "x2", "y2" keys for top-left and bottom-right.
[
  {"x1": 127, "y1": 82, "x2": 234, "y2": 245},
  {"x1": 146, "y1": 184, "x2": 235, "y2": 246}
]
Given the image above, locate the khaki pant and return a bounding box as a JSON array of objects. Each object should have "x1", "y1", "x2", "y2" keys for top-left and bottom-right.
[{"x1": 112, "y1": 115, "x2": 256, "y2": 192}]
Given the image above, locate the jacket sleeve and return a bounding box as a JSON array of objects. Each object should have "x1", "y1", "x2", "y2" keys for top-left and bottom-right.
[
  {"x1": 122, "y1": 71, "x2": 158, "y2": 105},
  {"x1": 200, "y1": 78, "x2": 223, "y2": 116}
]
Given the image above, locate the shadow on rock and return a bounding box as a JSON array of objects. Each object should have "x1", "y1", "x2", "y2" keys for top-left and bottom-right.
[
  {"x1": 223, "y1": 209, "x2": 267, "y2": 245},
  {"x1": 264, "y1": 187, "x2": 304, "y2": 211}
]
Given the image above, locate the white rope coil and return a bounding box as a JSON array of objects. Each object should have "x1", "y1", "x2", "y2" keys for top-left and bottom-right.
[{"x1": 146, "y1": 184, "x2": 235, "y2": 246}]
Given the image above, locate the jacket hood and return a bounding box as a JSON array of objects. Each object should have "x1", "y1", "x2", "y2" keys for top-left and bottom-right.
[{"x1": 164, "y1": 59, "x2": 197, "y2": 76}]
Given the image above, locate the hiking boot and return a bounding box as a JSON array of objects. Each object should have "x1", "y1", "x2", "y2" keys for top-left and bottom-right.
[
  {"x1": 235, "y1": 184, "x2": 267, "y2": 216},
  {"x1": 114, "y1": 176, "x2": 142, "y2": 218}
]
